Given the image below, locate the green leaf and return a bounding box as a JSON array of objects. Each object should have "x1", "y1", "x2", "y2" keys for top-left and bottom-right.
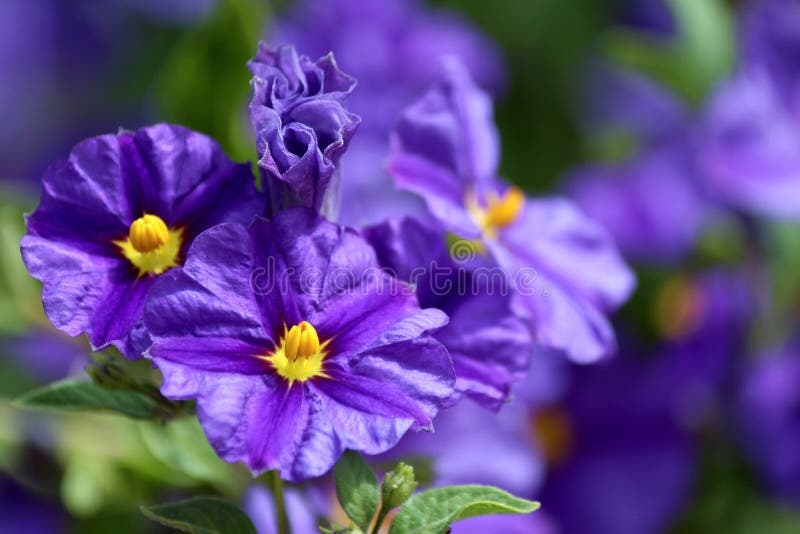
[
  {"x1": 13, "y1": 379, "x2": 163, "y2": 420},
  {"x1": 668, "y1": 0, "x2": 734, "y2": 101},
  {"x1": 140, "y1": 497, "x2": 256, "y2": 534},
  {"x1": 139, "y1": 418, "x2": 239, "y2": 493},
  {"x1": 333, "y1": 450, "x2": 380, "y2": 532},
  {"x1": 389, "y1": 485, "x2": 540, "y2": 534},
  {"x1": 605, "y1": 0, "x2": 733, "y2": 105}
]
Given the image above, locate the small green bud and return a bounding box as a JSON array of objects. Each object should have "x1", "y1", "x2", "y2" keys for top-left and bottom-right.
[{"x1": 381, "y1": 462, "x2": 417, "y2": 510}]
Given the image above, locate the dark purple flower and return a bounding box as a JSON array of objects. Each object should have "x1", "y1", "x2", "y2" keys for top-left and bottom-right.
[
  {"x1": 0, "y1": 478, "x2": 66, "y2": 534},
  {"x1": 388, "y1": 59, "x2": 635, "y2": 363},
  {"x1": 736, "y1": 338, "x2": 800, "y2": 503},
  {"x1": 21, "y1": 124, "x2": 263, "y2": 359},
  {"x1": 649, "y1": 270, "x2": 753, "y2": 426},
  {"x1": 144, "y1": 208, "x2": 454, "y2": 481},
  {"x1": 364, "y1": 217, "x2": 531, "y2": 410},
  {"x1": 269, "y1": 0, "x2": 505, "y2": 226},
  {"x1": 535, "y1": 353, "x2": 698, "y2": 534},
  {"x1": 248, "y1": 44, "x2": 360, "y2": 217}
]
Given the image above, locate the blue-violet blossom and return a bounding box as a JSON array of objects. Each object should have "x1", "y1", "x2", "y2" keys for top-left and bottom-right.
[
  {"x1": 144, "y1": 208, "x2": 455, "y2": 481},
  {"x1": 388, "y1": 59, "x2": 635, "y2": 362},
  {"x1": 20, "y1": 124, "x2": 263, "y2": 359}
]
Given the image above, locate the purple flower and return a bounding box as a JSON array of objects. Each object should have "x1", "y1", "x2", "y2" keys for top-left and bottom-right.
[
  {"x1": 697, "y1": 0, "x2": 800, "y2": 219},
  {"x1": 699, "y1": 68, "x2": 800, "y2": 219},
  {"x1": 244, "y1": 485, "x2": 318, "y2": 534},
  {"x1": 4, "y1": 328, "x2": 85, "y2": 383},
  {"x1": 649, "y1": 270, "x2": 753, "y2": 426},
  {"x1": 566, "y1": 68, "x2": 711, "y2": 264},
  {"x1": 534, "y1": 353, "x2": 698, "y2": 534},
  {"x1": 0, "y1": 477, "x2": 66, "y2": 534},
  {"x1": 566, "y1": 147, "x2": 709, "y2": 264},
  {"x1": 248, "y1": 44, "x2": 360, "y2": 217},
  {"x1": 383, "y1": 399, "x2": 546, "y2": 499},
  {"x1": 388, "y1": 59, "x2": 635, "y2": 363},
  {"x1": 451, "y1": 512, "x2": 557, "y2": 534},
  {"x1": 269, "y1": 0, "x2": 505, "y2": 226},
  {"x1": 144, "y1": 208, "x2": 454, "y2": 481},
  {"x1": 736, "y1": 338, "x2": 800, "y2": 503},
  {"x1": 20, "y1": 124, "x2": 263, "y2": 359},
  {"x1": 364, "y1": 216, "x2": 532, "y2": 410},
  {"x1": 741, "y1": 0, "x2": 800, "y2": 109}
]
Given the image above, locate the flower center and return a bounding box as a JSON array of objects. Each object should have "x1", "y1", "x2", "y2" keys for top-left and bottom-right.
[
  {"x1": 129, "y1": 214, "x2": 169, "y2": 253},
  {"x1": 530, "y1": 406, "x2": 573, "y2": 466},
  {"x1": 466, "y1": 186, "x2": 525, "y2": 239},
  {"x1": 653, "y1": 276, "x2": 706, "y2": 340},
  {"x1": 114, "y1": 214, "x2": 184, "y2": 276},
  {"x1": 264, "y1": 321, "x2": 330, "y2": 386}
]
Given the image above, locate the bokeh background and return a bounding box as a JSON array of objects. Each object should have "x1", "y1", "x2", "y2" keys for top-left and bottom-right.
[{"x1": 3, "y1": 0, "x2": 800, "y2": 532}]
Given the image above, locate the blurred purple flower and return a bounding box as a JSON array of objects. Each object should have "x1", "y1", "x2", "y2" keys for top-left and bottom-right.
[
  {"x1": 697, "y1": 0, "x2": 800, "y2": 219},
  {"x1": 650, "y1": 270, "x2": 753, "y2": 427},
  {"x1": 248, "y1": 44, "x2": 360, "y2": 217},
  {"x1": 451, "y1": 510, "x2": 558, "y2": 534},
  {"x1": 364, "y1": 217, "x2": 532, "y2": 410},
  {"x1": 741, "y1": 0, "x2": 800, "y2": 109},
  {"x1": 244, "y1": 485, "x2": 318, "y2": 534},
  {"x1": 736, "y1": 338, "x2": 800, "y2": 503},
  {"x1": 567, "y1": 148, "x2": 708, "y2": 264},
  {"x1": 0, "y1": 0, "x2": 214, "y2": 184},
  {"x1": 566, "y1": 68, "x2": 711, "y2": 263},
  {"x1": 389, "y1": 59, "x2": 634, "y2": 363},
  {"x1": 269, "y1": 0, "x2": 505, "y2": 226},
  {"x1": 4, "y1": 328, "x2": 85, "y2": 383},
  {"x1": 535, "y1": 352, "x2": 698, "y2": 534},
  {"x1": 0, "y1": 478, "x2": 66, "y2": 533},
  {"x1": 21, "y1": 124, "x2": 262, "y2": 359},
  {"x1": 145, "y1": 209, "x2": 454, "y2": 481},
  {"x1": 385, "y1": 399, "x2": 546, "y2": 499}
]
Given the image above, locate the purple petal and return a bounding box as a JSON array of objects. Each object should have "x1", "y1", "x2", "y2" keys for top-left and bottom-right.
[
  {"x1": 699, "y1": 70, "x2": 800, "y2": 219},
  {"x1": 498, "y1": 198, "x2": 635, "y2": 312}
]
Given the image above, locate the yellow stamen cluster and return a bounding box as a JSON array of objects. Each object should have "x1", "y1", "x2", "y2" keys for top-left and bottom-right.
[
  {"x1": 530, "y1": 407, "x2": 573, "y2": 466},
  {"x1": 129, "y1": 214, "x2": 169, "y2": 253},
  {"x1": 467, "y1": 186, "x2": 525, "y2": 240},
  {"x1": 284, "y1": 321, "x2": 321, "y2": 361},
  {"x1": 264, "y1": 321, "x2": 330, "y2": 386},
  {"x1": 114, "y1": 214, "x2": 183, "y2": 277},
  {"x1": 653, "y1": 276, "x2": 707, "y2": 340}
]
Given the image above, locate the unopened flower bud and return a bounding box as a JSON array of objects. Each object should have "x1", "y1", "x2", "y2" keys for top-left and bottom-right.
[{"x1": 381, "y1": 462, "x2": 417, "y2": 510}]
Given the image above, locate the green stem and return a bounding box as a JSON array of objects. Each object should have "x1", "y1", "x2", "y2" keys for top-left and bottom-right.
[
  {"x1": 267, "y1": 470, "x2": 290, "y2": 534},
  {"x1": 371, "y1": 504, "x2": 390, "y2": 534}
]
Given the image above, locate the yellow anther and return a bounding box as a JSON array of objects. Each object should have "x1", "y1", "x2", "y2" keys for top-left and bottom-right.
[
  {"x1": 129, "y1": 214, "x2": 169, "y2": 253},
  {"x1": 284, "y1": 321, "x2": 320, "y2": 361},
  {"x1": 530, "y1": 407, "x2": 573, "y2": 466},
  {"x1": 483, "y1": 187, "x2": 525, "y2": 229},
  {"x1": 466, "y1": 186, "x2": 525, "y2": 240},
  {"x1": 263, "y1": 322, "x2": 329, "y2": 386},
  {"x1": 653, "y1": 276, "x2": 706, "y2": 340},
  {"x1": 114, "y1": 214, "x2": 183, "y2": 277}
]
